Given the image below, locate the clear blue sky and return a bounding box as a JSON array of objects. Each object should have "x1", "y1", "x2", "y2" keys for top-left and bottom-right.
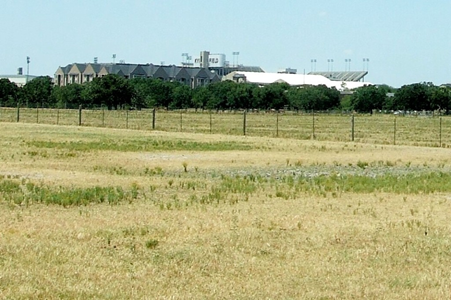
[{"x1": 1, "y1": 0, "x2": 450, "y2": 87}]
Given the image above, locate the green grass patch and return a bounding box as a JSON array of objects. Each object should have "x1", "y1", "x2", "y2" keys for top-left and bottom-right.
[
  {"x1": 292, "y1": 171, "x2": 451, "y2": 194},
  {"x1": 26, "y1": 139, "x2": 251, "y2": 152},
  {"x1": 0, "y1": 179, "x2": 138, "y2": 206}
]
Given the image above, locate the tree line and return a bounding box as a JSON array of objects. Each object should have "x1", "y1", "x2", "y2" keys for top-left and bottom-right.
[{"x1": 1, "y1": 74, "x2": 451, "y2": 113}]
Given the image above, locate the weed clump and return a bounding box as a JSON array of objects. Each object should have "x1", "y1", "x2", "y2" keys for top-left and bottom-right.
[{"x1": 0, "y1": 178, "x2": 140, "y2": 207}]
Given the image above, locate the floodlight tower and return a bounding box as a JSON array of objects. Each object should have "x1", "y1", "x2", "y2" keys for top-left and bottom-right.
[
  {"x1": 310, "y1": 59, "x2": 317, "y2": 72},
  {"x1": 26, "y1": 56, "x2": 30, "y2": 83},
  {"x1": 327, "y1": 59, "x2": 334, "y2": 72},
  {"x1": 233, "y1": 52, "x2": 240, "y2": 67},
  {"x1": 362, "y1": 58, "x2": 369, "y2": 71},
  {"x1": 182, "y1": 53, "x2": 188, "y2": 65},
  {"x1": 345, "y1": 59, "x2": 351, "y2": 71}
]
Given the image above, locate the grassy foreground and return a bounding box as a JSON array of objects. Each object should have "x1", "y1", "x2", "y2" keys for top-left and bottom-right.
[{"x1": 1, "y1": 123, "x2": 451, "y2": 299}]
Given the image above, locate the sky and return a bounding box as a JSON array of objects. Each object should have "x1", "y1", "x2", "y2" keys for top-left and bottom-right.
[{"x1": 1, "y1": 0, "x2": 450, "y2": 88}]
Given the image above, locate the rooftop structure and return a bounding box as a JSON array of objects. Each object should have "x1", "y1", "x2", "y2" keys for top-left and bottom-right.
[
  {"x1": 223, "y1": 71, "x2": 372, "y2": 91},
  {"x1": 0, "y1": 75, "x2": 39, "y2": 87},
  {"x1": 308, "y1": 71, "x2": 368, "y2": 82},
  {"x1": 0, "y1": 67, "x2": 38, "y2": 86}
]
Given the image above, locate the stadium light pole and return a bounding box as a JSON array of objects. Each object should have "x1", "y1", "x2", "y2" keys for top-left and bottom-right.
[
  {"x1": 311, "y1": 59, "x2": 316, "y2": 72},
  {"x1": 345, "y1": 59, "x2": 351, "y2": 71},
  {"x1": 26, "y1": 56, "x2": 30, "y2": 84},
  {"x1": 363, "y1": 58, "x2": 369, "y2": 71},
  {"x1": 327, "y1": 59, "x2": 334, "y2": 72},
  {"x1": 233, "y1": 52, "x2": 240, "y2": 67}
]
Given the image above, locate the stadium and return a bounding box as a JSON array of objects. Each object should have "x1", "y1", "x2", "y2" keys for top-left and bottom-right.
[{"x1": 53, "y1": 51, "x2": 372, "y2": 92}]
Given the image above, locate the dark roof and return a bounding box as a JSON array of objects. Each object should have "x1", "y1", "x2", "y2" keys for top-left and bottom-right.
[
  {"x1": 57, "y1": 62, "x2": 227, "y2": 81},
  {"x1": 308, "y1": 71, "x2": 368, "y2": 82}
]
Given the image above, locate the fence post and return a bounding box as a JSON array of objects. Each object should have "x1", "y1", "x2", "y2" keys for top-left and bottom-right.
[
  {"x1": 243, "y1": 110, "x2": 247, "y2": 136},
  {"x1": 16, "y1": 103, "x2": 20, "y2": 122},
  {"x1": 152, "y1": 108, "x2": 156, "y2": 130},
  {"x1": 78, "y1": 105, "x2": 82, "y2": 126},
  {"x1": 312, "y1": 110, "x2": 315, "y2": 139},
  {"x1": 439, "y1": 117, "x2": 442, "y2": 147},
  {"x1": 102, "y1": 107, "x2": 105, "y2": 127},
  {"x1": 180, "y1": 110, "x2": 183, "y2": 132},
  {"x1": 126, "y1": 110, "x2": 129, "y2": 129},
  {"x1": 209, "y1": 110, "x2": 212, "y2": 134},
  {"x1": 276, "y1": 111, "x2": 279, "y2": 137},
  {"x1": 351, "y1": 114, "x2": 355, "y2": 141},
  {"x1": 36, "y1": 104, "x2": 39, "y2": 124},
  {"x1": 57, "y1": 108, "x2": 59, "y2": 125},
  {"x1": 393, "y1": 117, "x2": 397, "y2": 145}
]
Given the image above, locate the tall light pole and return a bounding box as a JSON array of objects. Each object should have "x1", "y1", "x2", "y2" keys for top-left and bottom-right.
[
  {"x1": 310, "y1": 59, "x2": 316, "y2": 72},
  {"x1": 181, "y1": 53, "x2": 188, "y2": 64},
  {"x1": 345, "y1": 59, "x2": 351, "y2": 71},
  {"x1": 327, "y1": 59, "x2": 334, "y2": 72},
  {"x1": 26, "y1": 56, "x2": 30, "y2": 84},
  {"x1": 362, "y1": 58, "x2": 369, "y2": 71},
  {"x1": 233, "y1": 51, "x2": 240, "y2": 67}
]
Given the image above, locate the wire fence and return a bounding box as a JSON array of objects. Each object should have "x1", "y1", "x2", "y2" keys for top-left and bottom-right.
[{"x1": 1, "y1": 106, "x2": 450, "y2": 148}]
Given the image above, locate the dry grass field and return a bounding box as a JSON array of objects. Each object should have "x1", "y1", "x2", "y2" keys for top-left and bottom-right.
[{"x1": 1, "y1": 122, "x2": 451, "y2": 299}]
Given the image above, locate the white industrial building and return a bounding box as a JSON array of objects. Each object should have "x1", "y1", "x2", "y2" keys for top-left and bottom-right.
[
  {"x1": 223, "y1": 71, "x2": 372, "y2": 91},
  {"x1": 0, "y1": 68, "x2": 38, "y2": 86}
]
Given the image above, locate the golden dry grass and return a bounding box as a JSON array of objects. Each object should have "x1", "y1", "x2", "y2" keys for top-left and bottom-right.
[{"x1": 1, "y1": 122, "x2": 451, "y2": 299}]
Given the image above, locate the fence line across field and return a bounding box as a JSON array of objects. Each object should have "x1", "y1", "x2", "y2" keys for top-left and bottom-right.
[{"x1": 0, "y1": 106, "x2": 450, "y2": 148}]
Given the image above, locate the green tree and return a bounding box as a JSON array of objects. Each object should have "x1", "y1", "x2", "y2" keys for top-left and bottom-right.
[
  {"x1": 430, "y1": 86, "x2": 451, "y2": 114},
  {"x1": 260, "y1": 83, "x2": 290, "y2": 110},
  {"x1": 233, "y1": 83, "x2": 256, "y2": 109},
  {"x1": 340, "y1": 95, "x2": 353, "y2": 111},
  {"x1": 129, "y1": 78, "x2": 154, "y2": 109},
  {"x1": 144, "y1": 79, "x2": 172, "y2": 109},
  {"x1": 20, "y1": 76, "x2": 54, "y2": 107},
  {"x1": 350, "y1": 85, "x2": 386, "y2": 113},
  {"x1": 169, "y1": 83, "x2": 192, "y2": 109},
  {"x1": 52, "y1": 84, "x2": 85, "y2": 109},
  {"x1": 83, "y1": 74, "x2": 134, "y2": 109},
  {"x1": 206, "y1": 81, "x2": 236, "y2": 110},
  {"x1": 291, "y1": 85, "x2": 340, "y2": 111},
  {"x1": 393, "y1": 82, "x2": 434, "y2": 111},
  {"x1": 0, "y1": 78, "x2": 20, "y2": 107},
  {"x1": 192, "y1": 86, "x2": 211, "y2": 110}
]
